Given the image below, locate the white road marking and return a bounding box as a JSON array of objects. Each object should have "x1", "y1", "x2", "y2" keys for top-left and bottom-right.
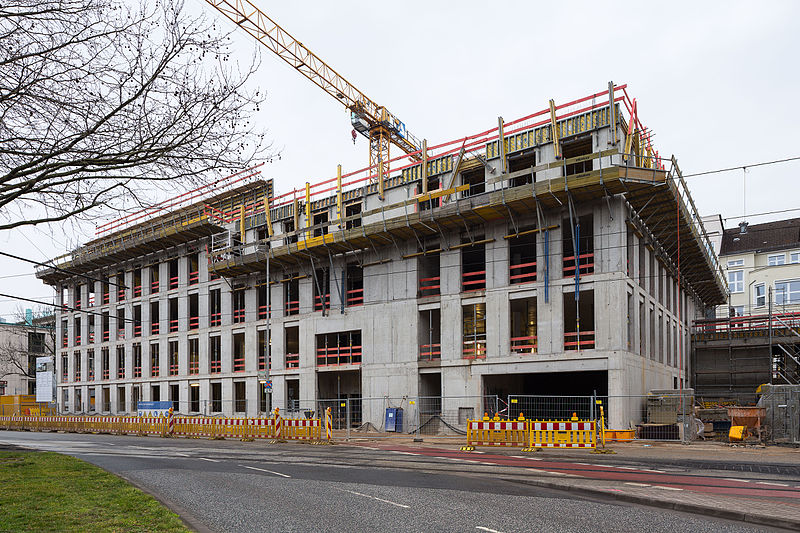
[
  {"x1": 547, "y1": 471, "x2": 579, "y2": 477},
  {"x1": 653, "y1": 486, "x2": 683, "y2": 491},
  {"x1": 340, "y1": 489, "x2": 409, "y2": 509},
  {"x1": 639, "y1": 469, "x2": 665, "y2": 473},
  {"x1": 174, "y1": 452, "x2": 189, "y2": 457},
  {"x1": 241, "y1": 465, "x2": 291, "y2": 478},
  {"x1": 618, "y1": 466, "x2": 639, "y2": 470},
  {"x1": 756, "y1": 481, "x2": 789, "y2": 487},
  {"x1": 724, "y1": 478, "x2": 750, "y2": 483},
  {"x1": 476, "y1": 527, "x2": 504, "y2": 533},
  {"x1": 510, "y1": 456, "x2": 527, "y2": 459},
  {"x1": 624, "y1": 482, "x2": 651, "y2": 487},
  {"x1": 199, "y1": 457, "x2": 219, "y2": 463}
]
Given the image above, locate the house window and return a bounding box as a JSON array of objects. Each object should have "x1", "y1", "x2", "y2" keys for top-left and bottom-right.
[
  {"x1": 775, "y1": 280, "x2": 800, "y2": 305},
  {"x1": 462, "y1": 303, "x2": 486, "y2": 359},
  {"x1": 727, "y1": 259, "x2": 744, "y2": 267},
  {"x1": 768, "y1": 254, "x2": 785, "y2": 266},
  {"x1": 209, "y1": 336, "x2": 221, "y2": 374},
  {"x1": 791, "y1": 251, "x2": 800, "y2": 264},
  {"x1": 728, "y1": 270, "x2": 743, "y2": 293},
  {"x1": 232, "y1": 332, "x2": 245, "y2": 372},
  {"x1": 312, "y1": 210, "x2": 329, "y2": 237},
  {"x1": 729, "y1": 306, "x2": 745, "y2": 317},
  {"x1": 754, "y1": 284, "x2": 766, "y2": 307},
  {"x1": 284, "y1": 274, "x2": 300, "y2": 315}
]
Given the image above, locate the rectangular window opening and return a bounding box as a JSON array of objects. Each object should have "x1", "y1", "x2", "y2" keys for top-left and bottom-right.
[
  {"x1": 510, "y1": 297, "x2": 537, "y2": 354},
  {"x1": 563, "y1": 290, "x2": 596, "y2": 351}
]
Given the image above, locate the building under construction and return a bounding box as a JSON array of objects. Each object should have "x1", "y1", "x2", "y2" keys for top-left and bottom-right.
[{"x1": 37, "y1": 84, "x2": 727, "y2": 426}]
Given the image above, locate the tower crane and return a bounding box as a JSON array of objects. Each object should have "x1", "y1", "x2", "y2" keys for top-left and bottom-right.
[{"x1": 204, "y1": 1, "x2": 422, "y2": 183}]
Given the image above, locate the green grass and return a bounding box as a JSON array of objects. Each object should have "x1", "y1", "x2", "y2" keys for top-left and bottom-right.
[{"x1": 0, "y1": 450, "x2": 189, "y2": 532}]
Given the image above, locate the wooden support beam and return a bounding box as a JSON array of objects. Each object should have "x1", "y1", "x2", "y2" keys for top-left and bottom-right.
[
  {"x1": 305, "y1": 182, "x2": 311, "y2": 238},
  {"x1": 448, "y1": 238, "x2": 495, "y2": 250},
  {"x1": 264, "y1": 196, "x2": 273, "y2": 237},
  {"x1": 239, "y1": 205, "x2": 245, "y2": 239},
  {"x1": 336, "y1": 164, "x2": 343, "y2": 222},
  {"x1": 502, "y1": 224, "x2": 559, "y2": 240},
  {"x1": 498, "y1": 117, "x2": 507, "y2": 174},
  {"x1": 421, "y1": 139, "x2": 428, "y2": 194},
  {"x1": 549, "y1": 99, "x2": 561, "y2": 159}
]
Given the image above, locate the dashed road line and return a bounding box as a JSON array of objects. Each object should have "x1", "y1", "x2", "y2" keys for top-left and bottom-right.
[
  {"x1": 653, "y1": 486, "x2": 683, "y2": 491},
  {"x1": 476, "y1": 527, "x2": 504, "y2": 533},
  {"x1": 174, "y1": 452, "x2": 189, "y2": 457},
  {"x1": 199, "y1": 457, "x2": 219, "y2": 463},
  {"x1": 724, "y1": 478, "x2": 750, "y2": 483},
  {"x1": 339, "y1": 489, "x2": 409, "y2": 509},
  {"x1": 241, "y1": 465, "x2": 291, "y2": 478},
  {"x1": 756, "y1": 481, "x2": 789, "y2": 487},
  {"x1": 624, "y1": 482, "x2": 651, "y2": 487}
]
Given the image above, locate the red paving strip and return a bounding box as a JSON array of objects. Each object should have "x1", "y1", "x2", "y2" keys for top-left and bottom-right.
[{"x1": 358, "y1": 443, "x2": 800, "y2": 501}]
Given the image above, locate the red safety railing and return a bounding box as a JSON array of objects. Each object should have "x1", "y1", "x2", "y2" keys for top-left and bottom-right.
[
  {"x1": 151, "y1": 322, "x2": 159, "y2": 335},
  {"x1": 88, "y1": 332, "x2": 95, "y2": 344},
  {"x1": 103, "y1": 291, "x2": 109, "y2": 304},
  {"x1": 117, "y1": 328, "x2": 125, "y2": 340},
  {"x1": 233, "y1": 357, "x2": 245, "y2": 372},
  {"x1": 88, "y1": 295, "x2": 95, "y2": 306},
  {"x1": 316, "y1": 345, "x2": 362, "y2": 366},
  {"x1": 102, "y1": 368, "x2": 109, "y2": 380},
  {"x1": 88, "y1": 369, "x2": 94, "y2": 381},
  {"x1": 189, "y1": 360, "x2": 199, "y2": 375},
  {"x1": 62, "y1": 335, "x2": 68, "y2": 348},
  {"x1": 509, "y1": 261, "x2": 537, "y2": 284},
  {"x1": 75, "y1": 298, "x2": 81, "y2": 309},
  {"x1": 169, "y1": 363, "x2": 178, "y2": 376},
  {"x1": 133, "y1": 366, "x2": 141, "y2": 378},
  {"x1": 210, "y1": 359, "x2": 221, "y2": 374},
  {"x1": 346, "y1": 289, "x2": 363, "y2": 307},
  {"x1": 134, "y1": 324, "x2": 141, "y2": 337},
  {"x1": 169, "y1": 319, "x2": 178, "y2": 333},
  {"x1": 258, "y1": 305, "x2": 271, "y2": 320},
  {"x1": 562, "y1": 253, "x2": 595, "y2": 278},
  {"x1": 692, "y1": 311, "x2": 800, "y2": 340},
  {"x1": 169, "y1": 276, "x2": 178, "y2": 290},
  {"x1": 462, "y1": 340, "x2": 487, "y2": 359},
  {"x1": 189, "y1": 316, "x2": 199, "y2": 330},
  {"x1": 418, "y1": 276, "x2": 440, "y2": 297},
  {"x1": 117, "y1": 367, "x2": 125, "y2": 379},
  {"x1": 75, "y1": 335, "x2": 81, "y2": 346},
  {"x1": 210, "y1": 312, "x2": 221, "y2": 326},
  {"x1": 419, "y1": 344, "x2": 441, "y2": 361},
  {"x1": 118, "y1": 288, "x2": 125, "y2": 301},
  {"x1": 151, "y1": 364, "x2": 159, "y2": 378},
  {"x1": 103, "y1": 330, "x2": 110, "y2": 342},
  {"x1": 258, "y1": 353, "x2": 269, "y2": 371},
  {"x1": 462, "y1": 270, "x2": 486, "y2": 291},
  {"x1": 151, "y1": 280, "x2": 159, "y2": 293},
  {"x1": 75, "y1": 370, "x2": 81, "y2": 381},
  {"x1": 233, "y1": 308, "x2": 246, "y2": 323},
  {"x1": 285, "y1": 300, "x2": 300, "y2": 315},
  {"x1": 314, "y1": 293, "x2": 330, "y2": 311},
  {"x1": 511, "y1": 335, "x2": 537, "y2": 354},
  {"x1": 62, "y1": 368, "x2": 68, "y2": 381},
  {"x1": 189, "y1": 271, "x2": 199, "y2": 285},
  {"x1": 285, "y1": 353, "x2": 300, "y2": 369},
  {"x1": 133, "y1": 285, "x2": 142, "y2": 297},
  {"x1": 564, "y1": 331, "x2": 596, "y2": 350}
]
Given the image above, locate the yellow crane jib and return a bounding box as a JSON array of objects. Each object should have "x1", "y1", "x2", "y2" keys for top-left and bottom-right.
[{"x1": 204, "y1": 0, "x2": 422, "y2": 175}]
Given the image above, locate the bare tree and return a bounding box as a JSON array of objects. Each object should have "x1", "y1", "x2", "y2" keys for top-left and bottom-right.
[
  {"x1": 0, "y1": 0, "x2": 267, "y2": 231},
  {"x1": 0, "y1": 307, "x2": 54, "y2": 386}
]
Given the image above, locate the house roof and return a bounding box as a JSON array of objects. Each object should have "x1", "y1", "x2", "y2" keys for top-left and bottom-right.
[{"x1": 720, "y1": 217, "x2": 800, "y2": 255}]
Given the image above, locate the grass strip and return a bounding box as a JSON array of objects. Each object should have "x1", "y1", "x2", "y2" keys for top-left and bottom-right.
[{"x1": 0, "y1": 450, "x2": 188, "y2": 532}]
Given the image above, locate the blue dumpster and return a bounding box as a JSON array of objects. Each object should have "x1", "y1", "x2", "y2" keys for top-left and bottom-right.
[{"x1": 385, "y1": 407, "x2": 403, "y2": 432}]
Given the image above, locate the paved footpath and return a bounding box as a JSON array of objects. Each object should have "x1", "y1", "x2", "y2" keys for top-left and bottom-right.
[{"x1": 354, "y1": 440, "x2": 800, "y2": 530}]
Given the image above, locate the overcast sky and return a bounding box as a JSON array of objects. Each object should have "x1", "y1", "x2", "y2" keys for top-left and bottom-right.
[{"x1": 2, "y1": 0, "x2": 799, "y2": 319}]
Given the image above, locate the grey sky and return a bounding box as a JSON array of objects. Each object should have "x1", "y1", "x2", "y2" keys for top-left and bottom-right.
[{"x1": 2, "y1": 0, "x2": 799, "y2": 319}]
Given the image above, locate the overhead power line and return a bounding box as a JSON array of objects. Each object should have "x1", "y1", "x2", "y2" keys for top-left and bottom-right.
[
  {"x1": 0, "y1": 250, "x2": 126, "y2": 288},
  {"x1": 681, "y1": 155, "x2": 800, "y2": 178}
]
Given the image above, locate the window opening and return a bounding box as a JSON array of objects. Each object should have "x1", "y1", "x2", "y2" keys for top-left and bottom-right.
[
  {"x1": 562, "y1": 136, "x2": 593, "y2": 175},
  {"x1": 510, "y1": 297, "x2": 537, "y2": 354},
  {"x1": 462, "y1": 303, "x2": 487, "y2": 359},
  {"x1": 509, "y1": 230, "x2": 537, "y2": 284},
  {"x1": 233, "y1": 332, "x2": 245, "y2": 372},
  {"x1": 316, "y1": 330, "x2": 362, "y2": 366},
  {"x1": 562, "y1": 214, "x2": 594, "y2": 277},
  {"x1": 419, "y1": 309, "x2": 441, "y2": 361},
  {"x1": 285, "y1": 326, "x2": 299, "y2": 369},
  {"x1": 345, "y1": 264, "x2": 364, "y2": 307}
]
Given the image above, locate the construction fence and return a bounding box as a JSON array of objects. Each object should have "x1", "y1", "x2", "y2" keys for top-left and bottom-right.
[{"x1": 0, "y1": 412, "x2": 323, "y2": 442}]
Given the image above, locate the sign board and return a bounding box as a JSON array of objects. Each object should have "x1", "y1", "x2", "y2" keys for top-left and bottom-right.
[
  {"x1": 35, "y1": 356, "x2": 55, "y2": 403},
  {"x1": 263, "y1": 380, "x2": 272, "y2": 393},
  {"x1": 137, "y1": 400, "x2": 172, "y2": 417}
]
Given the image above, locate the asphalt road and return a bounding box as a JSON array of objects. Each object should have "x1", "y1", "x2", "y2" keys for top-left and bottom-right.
[{"x1": 0, "y1": 431, "x2": 787, "y2": 533}]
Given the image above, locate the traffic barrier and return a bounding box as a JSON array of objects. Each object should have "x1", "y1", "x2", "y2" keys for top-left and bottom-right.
[
  {"x1": 282, "y1": 418, "x2": 321, "y2": 441},
  {"x1": 467, "y1": 417, "x2": 528, "y2": 447},
  {"x1": 529, "y1": 420, "x2": 596, "y2": 449},
  {"x1": 0, "y1": 414, "x2": 326, "y2": 442}
]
